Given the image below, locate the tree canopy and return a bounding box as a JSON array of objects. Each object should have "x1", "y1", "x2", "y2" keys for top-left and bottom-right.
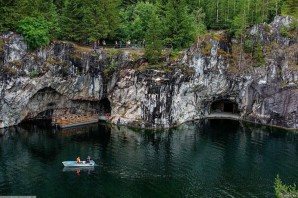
[{"x1": 0, "y1": 0, "x2": 296, "y2": 50}]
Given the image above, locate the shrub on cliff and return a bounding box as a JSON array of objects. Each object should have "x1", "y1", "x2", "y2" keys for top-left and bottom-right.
[
  {"x1": 275, "y1": 175, "x2": 298, "y2": 198},
  {"x1": 17, "y1": 17, "x2": 50, "y2": 50}
]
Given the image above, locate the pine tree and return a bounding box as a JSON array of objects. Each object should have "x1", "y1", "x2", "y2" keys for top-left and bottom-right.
[
  {"x1": 100, "y1": 0, "x2": 121, "y2": 39},
  {"x1": 282, "y1": 0, "x2": 298, "y2": 17},
  {"x1": 164, "y1": 0, "x2": 195, "y2": 49},
  {"x1": 61, "y1": 0, "x2": 85, "y2": 42},
  {"x1": 0, "y1": 0, "x2": 21, "y2": 31},
  {"x1": 145, "y1": 12, "x2": 163, "y2": 64},
  {"x1": 83, "y1": 0, "x2": 108, "y2": 42}
]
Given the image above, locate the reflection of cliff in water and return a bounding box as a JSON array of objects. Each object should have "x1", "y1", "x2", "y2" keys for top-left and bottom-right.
[
  {"x1": 16, "y1": 122, "x2": 64, "y2": 162},
  {"x1": 66, "y1": 124, "x2": 111, "y2": 144}
]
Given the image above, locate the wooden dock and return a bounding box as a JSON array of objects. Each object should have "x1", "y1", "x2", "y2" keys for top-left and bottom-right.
[{"x1": 52, "y1": 113, "x2": 98, "y2": 128}]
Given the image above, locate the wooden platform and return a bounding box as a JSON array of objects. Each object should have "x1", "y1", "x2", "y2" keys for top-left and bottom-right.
[{"x1": 52, "y1": 114, "x2": 98, "y2": 128}]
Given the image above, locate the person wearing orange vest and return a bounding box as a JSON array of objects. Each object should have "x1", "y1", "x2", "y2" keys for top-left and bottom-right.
[{"x1": 76, "y1": 156, "x2": 81, "y2": 164}]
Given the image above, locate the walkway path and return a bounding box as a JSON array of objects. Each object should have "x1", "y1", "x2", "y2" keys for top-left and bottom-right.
[{"x1": 205, "y1": 112, "x2": 241, "y2": 120}]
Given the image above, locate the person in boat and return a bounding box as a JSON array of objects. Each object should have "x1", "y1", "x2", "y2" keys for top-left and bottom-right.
[
  {"x1": 76, "y1": 156, "x2": 81, "y2": 164},
  {"x1": 86, "y1": 156, "x2": 91, "y2": 163}
]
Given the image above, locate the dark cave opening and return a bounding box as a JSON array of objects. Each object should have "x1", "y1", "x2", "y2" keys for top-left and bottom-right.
[
  {"x1": 210, "y1": 100, "x2": 239, "y2": 114},
  {"x1": 99, "y1": 98, "x2": 111, "y2": 114}
]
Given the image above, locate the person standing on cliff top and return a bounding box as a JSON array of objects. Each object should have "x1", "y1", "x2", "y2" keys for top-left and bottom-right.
[{"x1": 102, "y1": 40, "x2": 106, "y2": 48}]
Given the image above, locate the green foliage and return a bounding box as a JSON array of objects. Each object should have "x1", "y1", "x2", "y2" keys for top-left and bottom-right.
[
  {"x1": 17, "y1": 17, "x2": 50, "y2": 50},
  {"x1": 0, "y1": 0, "x2": 292, "y2": 52},
  {"x1": 289, "y1": 18, "x2": 298, "y2": 38},
  {"x1": 230, "y1": 13, "x2": 248, "y2": 38},
  {"x1": 0, "y1": 0, "x2": 21, "y2": 31},
  {"x1": 29, "y1": 70, "x2": 39, "y2": 78},
  {"x1": 99, "y1": 0, "x2": 121, "y2": 39},
  {"x1": 253, "y1": 42, "x2": 265, "y2": 66},
  {"x1": 103, "y1": 61, "x2": 117, "y2": 75},
  {"x1": 281, "y1": 0, "x2": 298, "y2": 17},
  {"x1": 281, "y1": 26, "x2": 289, "y2": 37},
  {"x1": 61, "y1": 0, "x2": 85, "y2": 42},
  {"x1": 145, "y1": 12, "x2": 163, "y2": 64},
  {"x1": 164, "y1": 0, "x2": 196, "y2": 49},
  {"x1": 244, "y1": 38, "x2": 253, "y2": 53},
  {"x1": 289, "y1": 18, "x2": 298, "y2": 30},
  {"x1": 82, "y1": 0, "x2": 108, "y2": 42},
  {"x1": 132, "y1": 2, "x2": 156, "y2": 40},
  {"x1": 275, "y1": 175, "x2": 298, "y2": 198},
  {"x1": 118, "y1": 2, "x2": 156, "y2": 41},
  {"x1": 193, "y1": 8, "x2": 207, "y2": 35}
]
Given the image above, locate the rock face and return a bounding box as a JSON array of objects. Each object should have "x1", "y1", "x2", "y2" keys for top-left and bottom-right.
[{"x1": 0, "y1": 16, "x2": 298, "y2": 129}]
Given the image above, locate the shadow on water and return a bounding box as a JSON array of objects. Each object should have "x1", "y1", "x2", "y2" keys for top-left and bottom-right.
[
  {"x1": 66, "y1": 124, "x2": 111, "y2": 144},
  {"x1": 17, "y1": 121, "x2": 64, "y2": 162}
]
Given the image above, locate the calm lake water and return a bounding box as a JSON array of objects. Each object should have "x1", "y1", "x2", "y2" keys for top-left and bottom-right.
[{"x1": 0, "y1": 119, "x2": 297, "y2": 197}]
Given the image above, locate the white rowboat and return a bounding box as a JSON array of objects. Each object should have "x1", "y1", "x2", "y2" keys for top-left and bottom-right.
[{"x1": 62, "y1": 160, "x2": 95, "y2": 167}]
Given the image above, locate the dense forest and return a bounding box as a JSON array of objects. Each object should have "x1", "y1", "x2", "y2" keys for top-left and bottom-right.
[{"x1": 0, "y1": 0, "x2": 297, "y2": 53}]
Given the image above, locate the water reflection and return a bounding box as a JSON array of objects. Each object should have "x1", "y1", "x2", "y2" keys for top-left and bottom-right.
[{"x1": 63, "y1": 167, "x2": 94, "y2": 175}]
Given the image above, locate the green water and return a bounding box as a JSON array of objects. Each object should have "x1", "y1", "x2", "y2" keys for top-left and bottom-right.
[{"x1": 0, "y1": 119, "x2": 297, "y2": 197}]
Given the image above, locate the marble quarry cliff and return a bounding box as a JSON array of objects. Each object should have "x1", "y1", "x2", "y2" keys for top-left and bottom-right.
[{"x1": 0, "y1": 16, "x2": 297, "y2": 129}]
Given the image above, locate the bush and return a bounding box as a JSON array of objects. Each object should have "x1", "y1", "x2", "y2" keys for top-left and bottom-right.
[
  {"x1": 244, "y1": 38, "x2": 253, "y2": 53},
  {"x1": 253, "y1": 42, "x2": 265, "y2": 66},
  {"x1": 275, "y1": 175, "x2": 298, "y2": 198},
  {"x1": 103, "y1": 62, "x2": 117, "y2": 76},
  {"x1": 281, "y1": 26, "x2": 289, "y2": 37},
  {"x1": 30, "y1": 70, "x2": 39, "y2": 78},
  {"x1": 18, "y1": 17, "x2": 50, "y2": 50}
]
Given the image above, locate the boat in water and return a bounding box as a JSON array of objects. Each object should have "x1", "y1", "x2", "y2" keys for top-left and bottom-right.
[{"x1": 62, "y1": 160, "x2": 95, "y2": 167}]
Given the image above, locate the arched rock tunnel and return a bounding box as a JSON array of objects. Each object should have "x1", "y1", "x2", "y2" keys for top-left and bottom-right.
[
  {"x1": 21, "y1": 86, "x2": 112, "y2": 123},
  {"x1": 22, "y1": 87, "x2": 62, "y2": 121}
]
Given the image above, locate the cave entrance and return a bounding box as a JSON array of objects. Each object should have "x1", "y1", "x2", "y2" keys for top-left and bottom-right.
[
  {"x1": 210, "y1": 100, "x2": 239, "y2": 114},
  {"x1": 99, "y1": 98, "x2": 111, "y2": 114}
]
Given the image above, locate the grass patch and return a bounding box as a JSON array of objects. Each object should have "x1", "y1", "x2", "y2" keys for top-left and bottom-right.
[
  {"x1": 0, "y1": 39, "x2": 4, "y2": 53},
  {"x1": 70, "y1": 53, "x2": 81, "y2": 59},
  {"x1": 217, "y1": 49, "x2": 231, "y2": 59},
  {"x1": 227, "y1": 65, "x2": 240, "y2": 74},
  {"x1": 201, "y1": 41, "x2": 212, "y2": 56},
  {"x1": 103, "y1": 61, "x2": 117, "y2": 76},
  {"x1": 169, "y1": 50, "x2": 181, "y2": 62},
  {"x1": 2, "y1": 66, "x2": 18, "y2": 76},
  {"x1": 107, "y1": 49, "x2": 121, "y2": 58},
  {"x1": 12, "y1": 60, "x2": 22, "y2": 69},
  {"x1": 46, "y1": 57, "x2": 64, "y2": 65}
]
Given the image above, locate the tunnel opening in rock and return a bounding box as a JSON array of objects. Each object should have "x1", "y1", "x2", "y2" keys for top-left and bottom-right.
[
  {"x1": 210, "y1": 100, "x2": 239, "y2": 114},
  {"x1": 21, "y1": 87, "x2": 63, "y2": 123},
  {"x1": 99, "y1": 98, "x2": 111, "y2": 114}
]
